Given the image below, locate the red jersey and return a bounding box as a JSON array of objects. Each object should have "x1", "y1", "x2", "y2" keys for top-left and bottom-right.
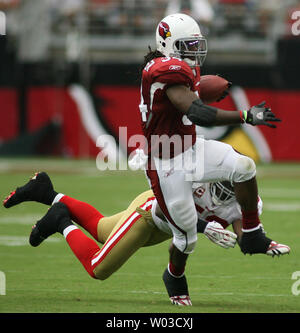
[{"x1": 139, "y1": 56, "x2": 200, "y2": 158}]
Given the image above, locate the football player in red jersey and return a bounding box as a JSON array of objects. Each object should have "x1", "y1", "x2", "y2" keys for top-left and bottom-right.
[{"x1": 138, "y1": 13, "x2": 283, "y2": 301}]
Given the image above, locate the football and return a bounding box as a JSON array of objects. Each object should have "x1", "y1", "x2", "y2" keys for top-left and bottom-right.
[{"x1": 199, "y1": 75, "x2": 230, "y2": 104}]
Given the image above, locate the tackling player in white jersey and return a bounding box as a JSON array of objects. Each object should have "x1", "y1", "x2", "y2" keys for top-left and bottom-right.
[{"x1": 3, "y1": 172, "x2": 289, "y2": 306}]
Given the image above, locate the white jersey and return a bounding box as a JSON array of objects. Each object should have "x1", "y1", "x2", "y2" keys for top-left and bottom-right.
[
  {"x1": 151, "y1": 182, "x2": 263, "y2": 234},
  {"x1": 192, "y1": 182, "x2": 262, "y2": 228}
]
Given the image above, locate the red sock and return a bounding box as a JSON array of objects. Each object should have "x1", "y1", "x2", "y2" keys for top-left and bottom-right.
[
  {"x1": 64, "y1": 227, "x2": 100, "y2": 278},
  {"x1": 60, "y1": 196, "x2": 103, "y2": 241},
  {"x1": 168, "y1": 262, "x2": 185, "y2": 277},
  {"x1": 242, "y1": 209, "x2": 260, "y2": 230}
]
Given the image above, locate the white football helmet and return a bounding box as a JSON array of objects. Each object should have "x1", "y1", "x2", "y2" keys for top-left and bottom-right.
[
  {"x1": 156, "y1": 13, "x2": 207, "y2": 68},
  {"x1": 210, "y1": 181, "x2": 235, "y2": 206}
]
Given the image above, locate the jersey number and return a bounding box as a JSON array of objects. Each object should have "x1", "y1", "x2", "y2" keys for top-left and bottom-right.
[{"x1": 196, "y1": 204, "x2": 229, "y2": 228}]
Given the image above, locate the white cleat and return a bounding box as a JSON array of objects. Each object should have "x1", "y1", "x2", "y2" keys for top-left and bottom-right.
[
  {"x1": 170, "y1": 295, "x2": 192, "y2": 306},
  {"x1": 266, "y1": 241, "x2": 290, "y2": 257}
]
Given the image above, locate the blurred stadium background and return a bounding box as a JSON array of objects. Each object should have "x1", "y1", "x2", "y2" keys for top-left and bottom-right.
[
  {"x1": 0, "y1": 0, "x2": 300, "y2": 162},
  {"x1": 0, "y1": 0, "x2": 300, "y2": 314}
]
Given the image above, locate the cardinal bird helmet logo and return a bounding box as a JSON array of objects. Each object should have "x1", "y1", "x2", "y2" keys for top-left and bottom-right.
[{"x1": 158, "y1": 22, "x2": 171, "y2": 40}]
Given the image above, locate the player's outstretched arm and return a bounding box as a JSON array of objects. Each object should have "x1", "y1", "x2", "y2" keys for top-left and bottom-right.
[{"x1": 166, "y1": 85, "x2": 280, "y2": 128}]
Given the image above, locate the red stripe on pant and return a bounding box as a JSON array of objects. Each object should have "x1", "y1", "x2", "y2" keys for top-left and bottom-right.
[
  {"x1": 90, "y1": 198, "x2": 154, "y2": 271},
  {"x1": 146, "y1": 159, "x2": 186, "y2": 235},
  {"x1": 66, "y1": 198, "x2": 154, "y2": 279},
  {"x1": 90, "y1": 212, "x2": 141, "y2": 269}
]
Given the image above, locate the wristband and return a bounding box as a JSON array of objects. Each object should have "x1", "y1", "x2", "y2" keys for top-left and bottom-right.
[{"x1": 239, "y1": 110, "x2": 248, "y2": 123}]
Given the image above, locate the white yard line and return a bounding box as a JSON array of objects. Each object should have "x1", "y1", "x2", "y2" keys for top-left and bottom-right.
[
  {"x1": 117, "y1": 272, "x2": 291, "y2": 281},
  {"x1": 0, "y1": 214, "x2": 43, "y2": 225},
  {"x1": 0, "y1": 235, "x2": 61, "y2": 246},
  {"x1": 129, "y1": 290, "x2": 293, "y2": 297},
  {"x1": 260, "y1": 188, "x2": 300, "y2": 198},
  {"x1": 263, "y1": 203, "x2": 300, "y2": 211}
]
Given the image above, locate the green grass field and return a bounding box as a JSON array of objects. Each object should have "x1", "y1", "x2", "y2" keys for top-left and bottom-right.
[{"x1": 0, "y1": 158, "x2": 299, "y2": 314}]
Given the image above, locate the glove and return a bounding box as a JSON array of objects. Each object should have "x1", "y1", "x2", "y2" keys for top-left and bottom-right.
[
  {"x1": 204, "y1": 221, "x2": 237, "y2": 249},
  {"x1": 128, "y1": 149, "x2": 148, "y2": 170},
  {"x1": 242, "y1": 101, "x2": 281, "y2": 128}
]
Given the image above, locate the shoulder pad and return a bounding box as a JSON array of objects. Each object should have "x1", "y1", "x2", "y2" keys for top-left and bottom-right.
[{"x1": 148, "y1": 57, "x2": 194, "y2": 87}]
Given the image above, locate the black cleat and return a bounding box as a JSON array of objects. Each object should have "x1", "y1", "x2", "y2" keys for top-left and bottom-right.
[
  {"x1": 240, "y1": 227, "x2": 272, "y2": 255},
  {"x1": 29, "y1": 202, "x2": 72, "y2": 247},
  {"x1": 162, "y1": 268, "x2": 192, "y2": 306},
  {"x1": 3, "y1": 172, "x2": 57, "y2": 208}
]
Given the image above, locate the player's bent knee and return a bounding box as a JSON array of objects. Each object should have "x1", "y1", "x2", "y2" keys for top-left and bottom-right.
[
  {"x1": 173, "y1": 233, "x2": 197, "y2": 254},
  {"x1": 168, "y1": 200, "x2": 197, "y2": 231},
  {"x1": 233, "y1": 155, "x2": 256, "y2": 183},
  {"x1": 173, "y1": 239, "x2": 197, "y2": 254},
  {"x1": 93, "y1": 266, "x2": 113, "y2": 281},
  {"x1": 184, "y1": 240, "x2": 197, "y2": 254}
]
